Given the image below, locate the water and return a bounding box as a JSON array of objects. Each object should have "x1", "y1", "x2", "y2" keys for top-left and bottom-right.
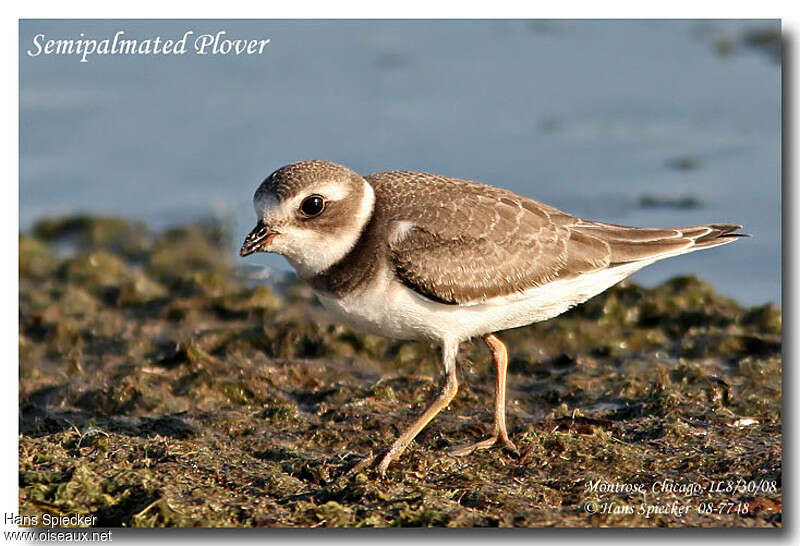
[{"x1": 20, "y1": 20, "x2": 781, "y2": 305}]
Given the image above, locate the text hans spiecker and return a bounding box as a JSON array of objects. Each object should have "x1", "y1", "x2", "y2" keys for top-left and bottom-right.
[
  {"x1": 26, "y1": 30, "x2": 270, "y2": 63},
  {"x1": 4, "y1": 511, "x2": 98, "y2": 527}
]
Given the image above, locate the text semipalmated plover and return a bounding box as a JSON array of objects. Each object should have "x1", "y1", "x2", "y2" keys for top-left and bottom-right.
[{"x1": 240, "y1": 160, "x2": 744, "y2": 473}]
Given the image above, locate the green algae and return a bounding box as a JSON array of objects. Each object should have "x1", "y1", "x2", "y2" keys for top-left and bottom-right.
[{"x1": 19, "y1": 214, "x2": 782, "y2": 528}]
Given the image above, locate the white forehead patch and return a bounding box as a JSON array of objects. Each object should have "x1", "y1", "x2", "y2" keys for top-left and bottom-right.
[{"x1": 253, "y1": 191, "x2": 280, "y2": 220}]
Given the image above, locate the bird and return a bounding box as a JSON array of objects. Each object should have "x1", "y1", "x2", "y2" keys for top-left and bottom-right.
[{"x1": 240, "y1": 159, "x2": 745, "y2": 474}]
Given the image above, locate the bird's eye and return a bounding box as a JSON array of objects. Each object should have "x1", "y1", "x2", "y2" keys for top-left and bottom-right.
[{"x1": 299, "y1": 195, "x2": 325, "y2": 217}]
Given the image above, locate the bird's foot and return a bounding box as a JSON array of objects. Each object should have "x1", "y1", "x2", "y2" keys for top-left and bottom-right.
[
  {"x1": 376, "y1": 452, "x2": 396, "y2": 475},
  {"x1": 348, "y1": 452, "x2": 378, "y2": 474},
  {"x1": 449, "y1": 434, "x2": 519, "y2": 458},
  {"x1": 347, "y1": 450, "x2": 396, "y2": 476}
]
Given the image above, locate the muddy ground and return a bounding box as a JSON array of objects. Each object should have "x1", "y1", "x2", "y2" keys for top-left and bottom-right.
[{"x1": 18, "y1": 216, "x2": 781, "y2": 528}]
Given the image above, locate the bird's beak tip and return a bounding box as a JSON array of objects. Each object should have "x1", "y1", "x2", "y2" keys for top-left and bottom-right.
[{"x1": 240, "y1": 225, "x2": 277, "y2": 258}]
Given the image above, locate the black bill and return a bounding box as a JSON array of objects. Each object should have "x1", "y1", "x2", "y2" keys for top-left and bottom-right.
[{"x1": 240, "y1": 223, "x2": 277, "y2": 257}]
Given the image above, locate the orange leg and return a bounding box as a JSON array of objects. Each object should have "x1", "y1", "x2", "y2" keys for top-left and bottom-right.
[
  {"x1": 376, "y1": 365, "x2": 458, "y2": 474},
  {"x1": 450, "y1": 333, "x2": 518, "y2": 457}
]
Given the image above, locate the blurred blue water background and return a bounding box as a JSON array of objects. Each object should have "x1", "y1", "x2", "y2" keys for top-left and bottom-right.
[{"x1": 20, "y1": 20, "x2": 781, "y2": 305}]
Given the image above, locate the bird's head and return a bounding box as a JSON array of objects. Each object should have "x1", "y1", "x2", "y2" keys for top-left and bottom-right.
[{"x1": 240, "y1": 160, "x2": 375, "y2": 278}]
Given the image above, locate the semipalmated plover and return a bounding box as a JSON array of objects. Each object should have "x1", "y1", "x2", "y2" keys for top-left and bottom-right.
[{"x1": 240, "y1": 160, "x2": 744, "y2": 473}]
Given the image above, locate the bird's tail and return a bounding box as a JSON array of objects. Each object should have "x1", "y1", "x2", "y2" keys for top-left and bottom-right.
[{"x1": 572, "y1": 222, "x2": 748, "y2": 265}]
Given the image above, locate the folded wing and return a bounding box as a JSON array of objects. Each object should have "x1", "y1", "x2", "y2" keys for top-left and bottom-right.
[{"x1": 368, "y1": 171, "x2": 744, "y2": 305}]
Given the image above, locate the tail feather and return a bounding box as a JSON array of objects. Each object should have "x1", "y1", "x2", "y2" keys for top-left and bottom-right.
[
  {"x1": 692, "y1": 223, "x2": 747, "y2": 246},
  {"x1": 573, "y1": 221, "x2": 746, "y2": 265}
]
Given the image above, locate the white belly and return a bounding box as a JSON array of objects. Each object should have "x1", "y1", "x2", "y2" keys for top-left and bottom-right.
[{"x1": 313, "y1": 261, "x2": 649, "y2": 345}]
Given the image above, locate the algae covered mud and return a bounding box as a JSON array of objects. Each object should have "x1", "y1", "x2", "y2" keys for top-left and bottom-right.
[{"x1": 19, "y1": 215, "x2": 781, "y2": 527}]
